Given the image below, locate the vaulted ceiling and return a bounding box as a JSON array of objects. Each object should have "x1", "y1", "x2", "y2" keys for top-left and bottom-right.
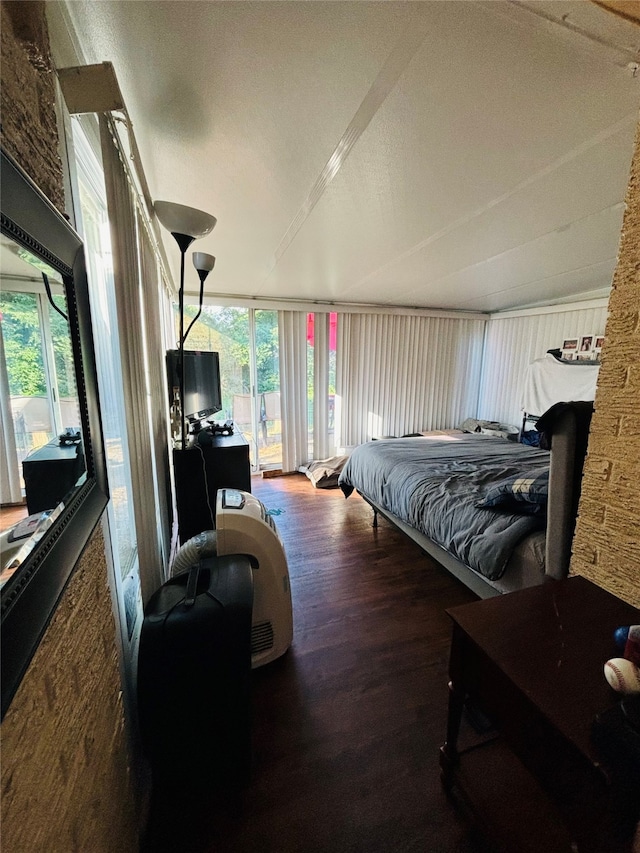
[{"x1": 52, "y1": 1, "x2": 640, "y2": 313}]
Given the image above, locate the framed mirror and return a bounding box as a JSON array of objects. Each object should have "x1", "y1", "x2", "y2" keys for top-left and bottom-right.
[{"x1": 0, "y1": 148, "x2": 108, "y2": 718}]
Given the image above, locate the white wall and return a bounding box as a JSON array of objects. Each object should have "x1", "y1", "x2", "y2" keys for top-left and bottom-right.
[{"x1": 477, "y1": 299, "x2": 609, "y2": 428}]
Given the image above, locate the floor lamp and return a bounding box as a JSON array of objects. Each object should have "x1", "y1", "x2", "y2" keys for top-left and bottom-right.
[{"x1": 154, "y1": 200, "x2": 217, "y2": 445}]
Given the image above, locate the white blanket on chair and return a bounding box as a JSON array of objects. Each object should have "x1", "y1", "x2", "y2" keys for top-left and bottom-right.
[{"x1": 521, "y1": 354, "x2": 599, "y2": 416}]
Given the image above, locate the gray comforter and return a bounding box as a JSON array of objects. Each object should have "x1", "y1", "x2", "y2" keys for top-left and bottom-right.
[{"x1": 338, "y1": 435, "x2": 550, "y2": 580}]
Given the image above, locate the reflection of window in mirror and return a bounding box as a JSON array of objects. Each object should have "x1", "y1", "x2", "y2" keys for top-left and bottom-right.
[{"x1": 0, "y1": 233, "x2": 86, "y2": 586}]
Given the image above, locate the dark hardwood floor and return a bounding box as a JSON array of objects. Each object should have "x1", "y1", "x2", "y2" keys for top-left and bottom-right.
[
  {"x1": 141, "y1": 473, "x2": 486, "y2": 853},
  {"x1": 0, "y1": 501, "x2": 28, "y2": 530}
]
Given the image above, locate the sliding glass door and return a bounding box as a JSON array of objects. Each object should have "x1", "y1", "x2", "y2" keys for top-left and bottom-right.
[
  {"x1": 179, "y1": 305, "x2": 282, "y2": 470},
  {"x1": 253, "y1": 310, "x2": 281, "y2": 467},
  {"x1": 177, "y1": 303, "x2": 338, "y2": 471},
  {"x1": 0, "y1": 281, "x2": 80, "y2": 500}
]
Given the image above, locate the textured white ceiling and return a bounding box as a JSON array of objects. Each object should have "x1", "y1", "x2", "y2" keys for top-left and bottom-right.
[{"x1": 52, "y1": 0, "x2": 640, "y2": 312}]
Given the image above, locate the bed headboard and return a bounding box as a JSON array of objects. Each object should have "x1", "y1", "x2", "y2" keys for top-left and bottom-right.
[{"x1": 538, "y1": 402, "x2": 594, "y2": 580}]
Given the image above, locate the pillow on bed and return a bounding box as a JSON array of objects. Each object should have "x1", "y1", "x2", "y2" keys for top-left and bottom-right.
[{"x1": 477, "y1": 469, "x2": 549, "y2": 514}]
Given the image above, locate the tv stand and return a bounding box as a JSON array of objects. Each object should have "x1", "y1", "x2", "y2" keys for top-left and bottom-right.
[{"x1": 172, "y1": 428, "x2": 251, "y2": 543}]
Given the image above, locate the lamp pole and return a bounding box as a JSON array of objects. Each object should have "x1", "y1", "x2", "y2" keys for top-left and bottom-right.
[{"x1": 173, "y1": 232, "x2": 196, "y2": 446}]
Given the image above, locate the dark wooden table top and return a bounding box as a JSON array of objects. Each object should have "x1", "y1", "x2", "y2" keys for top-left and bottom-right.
[{"x1": 446, "y1": 575, "x2": 640, "y2": 765}]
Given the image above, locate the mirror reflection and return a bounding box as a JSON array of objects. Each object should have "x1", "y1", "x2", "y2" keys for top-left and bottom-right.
[{"x1": 0, "y1": 233, "x2": 86, "y2": 586}]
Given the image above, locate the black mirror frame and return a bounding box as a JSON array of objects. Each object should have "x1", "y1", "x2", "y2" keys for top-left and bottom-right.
[{"x1": 1, "y1": 148, "x2": 109, "y2": 719}]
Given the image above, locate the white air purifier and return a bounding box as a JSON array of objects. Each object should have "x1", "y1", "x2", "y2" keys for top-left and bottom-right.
[{"x1": 215, "y1": 488, "x2": 293, "y2": 668}]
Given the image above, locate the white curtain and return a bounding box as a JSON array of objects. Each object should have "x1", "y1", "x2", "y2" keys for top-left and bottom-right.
[
  {"x1": 0, "y1": 323, "x2": 21, "y2": 503},
  {"x1": 336, "y1": 312, "x2": 485, "y2": 448},
  {"x1": 278, "y1": 310, "x2": 309, "y2": 472},
  {"x1": 99, "y1": 115, "x2": 169, "y2": 602},
  {"x1": 137, "y1": 209, "x2": 173, "y2": 571}
]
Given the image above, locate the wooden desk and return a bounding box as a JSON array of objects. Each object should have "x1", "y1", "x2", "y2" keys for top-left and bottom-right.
[{"x1": 440, "y1": 576, "x2": 640, "y2": 853}]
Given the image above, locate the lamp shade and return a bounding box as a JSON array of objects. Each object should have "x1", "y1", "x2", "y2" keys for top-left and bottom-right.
[
  {"x1": 192, "y1": 252, "x2": 216, "y2": 272},
  {"x1": 154, "y1": 200, "x2": 217, "y2": 239}
]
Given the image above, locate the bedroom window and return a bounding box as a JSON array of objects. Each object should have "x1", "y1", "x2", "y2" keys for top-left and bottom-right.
[
  {"x1": 69, "y1": 118, "x2": 141, "y2": 636},
  {"x1": 0, "y1": 282, "x2": 79, "y2": 505},
  {"x1": 176, "y1": 304, "x2": 282, "y2": 470},
  {"x1": 176, "y1": 304, "x2": 337, "y2": 472}
]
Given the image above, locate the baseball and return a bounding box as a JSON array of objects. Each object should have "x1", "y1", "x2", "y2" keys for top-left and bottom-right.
[{"x1": 603, "y1": 657, "x2": 640, "y2": 694}]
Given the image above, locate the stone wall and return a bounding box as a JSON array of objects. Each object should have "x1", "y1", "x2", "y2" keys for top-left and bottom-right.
[
  {"x1": 1, "y1": 2, "x2": 139, "y2": 850},
  {"x1": 0, "y1": 1, "x2": 64, "y2": 212},
  {"x1": 572, "y1": 117, "x2": 640, "y2": 607},
  {"x1": 1, "y1": 528, "x2": 139, "y2": 852}
]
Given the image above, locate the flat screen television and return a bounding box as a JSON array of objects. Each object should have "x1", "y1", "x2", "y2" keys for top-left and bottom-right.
[{"x1": 166, "y1": 349, "x2": 222, "y2": 423}]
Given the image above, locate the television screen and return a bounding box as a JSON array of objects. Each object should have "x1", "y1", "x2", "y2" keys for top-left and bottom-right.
[{"x1": 166, "y1": 349, "x2": 222, "y2": 422}]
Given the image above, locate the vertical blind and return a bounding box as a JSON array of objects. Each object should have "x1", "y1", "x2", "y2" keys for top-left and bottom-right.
[
  {"x1": 137, "y1": 210, "x2": 173, "y2": 572},
  {"x1": 312, "y1": 312, "x2": 333, "y2": 461},
  {"x1": 477, "y1": 303, "x2": 609, "y2": 427},
  {"x1": 336, "y1": 312, "x2": 485, "y2": 448},
  {"x1": 278, "y1": 310, "x2": 309, "y2": 472}
]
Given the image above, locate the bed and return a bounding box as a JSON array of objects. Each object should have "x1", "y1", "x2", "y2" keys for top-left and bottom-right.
[{"x1": 338, "y1": 402, "x2": 593, "y2": 598}]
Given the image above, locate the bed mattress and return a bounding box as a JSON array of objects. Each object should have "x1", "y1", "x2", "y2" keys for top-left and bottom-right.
[{"x1": 339, "y1": 434, "x2": 550, "y2": 582}]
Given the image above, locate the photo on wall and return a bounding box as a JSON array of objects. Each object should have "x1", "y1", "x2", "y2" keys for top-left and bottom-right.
[
  {"x1": 561, "y1": 337, "x2": 579, "y2": 360},
  {"x1": 594, "y1": 335, "x2": 605, "y2": 362},
  {"x1": 579, "y1": 333, "x2": 595, "y2": 354}
]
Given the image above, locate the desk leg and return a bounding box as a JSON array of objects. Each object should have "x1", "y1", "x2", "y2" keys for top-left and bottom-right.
[
  {"x1": 440, "y1": 677, "x2": 466, "y2": 792},
  {"x1": 440, "y1": 627, "x2": 466, "y2": 793}
]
